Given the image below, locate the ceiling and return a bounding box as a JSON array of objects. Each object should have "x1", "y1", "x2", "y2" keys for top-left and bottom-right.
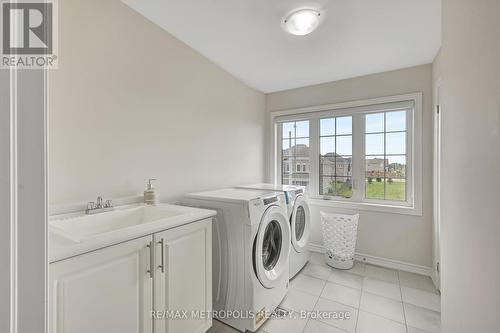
[{"x1": 123, "y1": 0, "x2": 441, "y2": 93}]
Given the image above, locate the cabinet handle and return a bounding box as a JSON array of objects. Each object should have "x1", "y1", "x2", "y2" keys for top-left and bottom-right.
[
  {"x1": 146, "y1": 241, "x2": 153, "y2": 279},
  {"x1": 158, "y1": 238, "x2": 165, "y2": 273}
]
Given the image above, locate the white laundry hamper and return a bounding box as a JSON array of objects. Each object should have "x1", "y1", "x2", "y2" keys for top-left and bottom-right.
[{"x1": 320, "y1": 212, "x2": 360, "y2": 269}]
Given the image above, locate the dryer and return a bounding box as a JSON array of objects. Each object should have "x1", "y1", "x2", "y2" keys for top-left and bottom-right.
[
  {"x1": 182, "y1": 188, "x2": 290, "y2": 332},
  {"x1": 237, "y1": 183, "x2": 311, "y2": 278}
]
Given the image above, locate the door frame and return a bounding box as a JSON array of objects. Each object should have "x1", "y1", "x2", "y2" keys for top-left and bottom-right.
[
  {"x1": 1, "y1": 68, "x2": 48, "y2": 333},
  {"x1": 432, "y1": 78, "x2": 442, "y2": 290}
]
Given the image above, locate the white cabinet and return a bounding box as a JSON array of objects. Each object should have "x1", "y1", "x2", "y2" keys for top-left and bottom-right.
[
  {"x1": 49, "y1": 236, "x2": 153, "y2": 333},
  {"x1": 49, "y1": 218, "x2": 212, "y2": 333},
  {"x1": 154, "y1": 219, "x2": 212, "y2": 333}
]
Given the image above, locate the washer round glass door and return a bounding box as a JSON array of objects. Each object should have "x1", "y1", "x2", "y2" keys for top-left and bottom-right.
[
  {"x1": 254, "y1": 205, "x2": 291, "y2": 289},
  {"x1": 290, "y1": 195, "x2": 311, "y2": 253},
  {"x1": 262, "y1": 220, "x2": 282, "y2": 270}
]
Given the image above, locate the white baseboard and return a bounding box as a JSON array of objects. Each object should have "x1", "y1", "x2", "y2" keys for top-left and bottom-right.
[{"x1": 308, "y1": 243, "x2": 433, "y2": 277}]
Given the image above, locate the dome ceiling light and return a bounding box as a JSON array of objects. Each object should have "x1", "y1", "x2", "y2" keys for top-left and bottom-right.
[{"x1": 283, "y1": 9, "x2": 321, "y2": 36}]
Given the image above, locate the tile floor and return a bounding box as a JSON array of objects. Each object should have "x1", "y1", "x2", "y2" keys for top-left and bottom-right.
[{"x1": 208, "y1": 252, "x2": 441, "y2": 333}]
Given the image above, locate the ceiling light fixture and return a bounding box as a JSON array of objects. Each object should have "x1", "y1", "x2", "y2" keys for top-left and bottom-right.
[{"x1": 283, "y1": 9, "x2": 321, "y2": 36}]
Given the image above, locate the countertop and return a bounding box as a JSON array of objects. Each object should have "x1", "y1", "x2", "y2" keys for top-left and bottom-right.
[{"x1": 49, "y1": 203, "x2": 216, "y2": 263}]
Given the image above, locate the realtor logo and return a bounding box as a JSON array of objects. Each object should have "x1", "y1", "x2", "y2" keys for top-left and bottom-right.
[{"x1": 1, "y1": 0, "x2": 58, "y2": 68}]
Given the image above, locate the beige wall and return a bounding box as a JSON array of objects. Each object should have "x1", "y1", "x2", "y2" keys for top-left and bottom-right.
[
  {"x1": 436, "y1": 1, "x2": 500, "y2": 331},
  {"x1": 267, "y1": 65, "x2": 434, "y2": 268},
  {"x1": 49, "y1": 0, "x2": 266, "y2": 205}
]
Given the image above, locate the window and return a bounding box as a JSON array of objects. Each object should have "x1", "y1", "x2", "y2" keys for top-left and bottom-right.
[
  {"x1": 365, "y1": 111, "x2": 407, "y2": 201},
  {"x1": 272, "y1": 94, "x2": 422, "y2": 215},
  {"x1": 281, "y1": 120, "x2": 310, "y2": 188},
  {"x1": 320, "y1": 116, "x2": 353, "y2": 198}
]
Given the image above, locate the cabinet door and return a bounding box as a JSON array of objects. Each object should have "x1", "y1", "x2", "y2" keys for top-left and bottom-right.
[
  {"x1": 49, "y1": 236, "x2": 154, "y2": 333},
  {"x1": 154, "y1": 219, "x2": 212, "y2": 333}
]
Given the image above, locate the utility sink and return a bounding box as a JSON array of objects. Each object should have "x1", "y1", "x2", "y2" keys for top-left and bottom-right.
[{"x1": 50, "y1": 205, "x2": 184, "y2": 243}]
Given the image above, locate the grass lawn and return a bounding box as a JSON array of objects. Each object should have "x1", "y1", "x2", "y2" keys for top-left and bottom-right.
[
  {"x1": 365, "y1": 179, "x2": 406, "y2": 200},
  {"x1": 324, "y1": 179, "x2": 406, "y2": 200},
  {"x1": 324, "y1": 181, "x2": 353, "y2": 198}
]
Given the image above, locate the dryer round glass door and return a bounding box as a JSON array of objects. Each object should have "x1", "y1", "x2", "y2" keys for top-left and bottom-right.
[
  {"x1": 291, "y1": 195, "x2": 311, "y2": 253},
  {"x1": 254, "y1": 205, "x2": 291, "y2": 289}
]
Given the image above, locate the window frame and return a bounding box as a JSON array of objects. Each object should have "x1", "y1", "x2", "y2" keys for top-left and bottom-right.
[{"x1": 269, "y1": 93, "x2": 423, "y2": 216}]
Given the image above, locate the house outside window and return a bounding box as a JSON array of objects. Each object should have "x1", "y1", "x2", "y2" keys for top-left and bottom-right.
[{"x1": 281, "y1": 120, "x2": 310, "y2": 188}]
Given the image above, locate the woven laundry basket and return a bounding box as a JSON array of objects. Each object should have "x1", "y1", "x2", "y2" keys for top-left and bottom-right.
[{"x1": 320, "y1": 212, "x2": 360, "y2": 269}]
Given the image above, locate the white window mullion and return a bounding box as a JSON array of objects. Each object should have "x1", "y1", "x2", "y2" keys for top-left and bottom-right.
[
  {"x1": 274, "y1": 121, "x2": 282, "y2": 184},
  {"x1": 352, "y1": 113, "x2": 365, "y2": 201},
  {"x1": 406, "y1": 108, "x2": 414, "y2": 205},
  {"x1": 309, "y1": 117, "x2": 320, "y2": 196}
]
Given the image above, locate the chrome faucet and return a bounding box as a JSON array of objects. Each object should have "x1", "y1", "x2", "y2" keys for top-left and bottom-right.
[
  {"x1": 96, "y1": 196, "x2": 104, "y2": 208},
  {"x1": 86, "y1": 196, "x2": 114, "y2": 215}
]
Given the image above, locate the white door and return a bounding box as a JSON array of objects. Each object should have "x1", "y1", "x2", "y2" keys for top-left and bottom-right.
[
  {"x1": 154, "y1": 219, "x2": 212, "y2": 333},
  {"x1": 254, "y1": 205, "x2": 291, "y2": 289},
  {"x1": 49, "y1": 236, "x2": 153, "y2": 333},
  {"x1": 290, "y1": 195, "x2": 311, "y2": 252}
]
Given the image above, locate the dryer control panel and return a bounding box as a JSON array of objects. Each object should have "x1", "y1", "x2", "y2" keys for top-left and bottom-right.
[{"x1": 263, "y1": 196, "x2": 278, "y2": 205}]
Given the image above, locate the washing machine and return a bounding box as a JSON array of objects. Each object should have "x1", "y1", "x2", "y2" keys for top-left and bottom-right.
[
  {"x1": 182, "y1": 188, "x2": 291, "y2": 332},
  {"x1": 237, "y1": 184, "x2": 311, "y2": 278}
]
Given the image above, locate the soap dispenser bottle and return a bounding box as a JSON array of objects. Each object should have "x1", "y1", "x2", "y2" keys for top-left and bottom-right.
[{"x1": 144, "y1": 178, "x2": 158, "y2": 205}]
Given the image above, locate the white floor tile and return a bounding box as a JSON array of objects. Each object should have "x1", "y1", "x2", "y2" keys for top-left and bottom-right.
[
  {"x1": 348, "y1": 261, "x2": 366, "y2": 276},
  {"x1": 260, "y1": 311, "x2": 308, "y2": 333},
  {"x1": 290, "y1": 273, "x2": 326, "y2": 296},
  {"x1": 362, "y1": 277, "x2": 401, "y2": 301},
  {"x1": 359, "y1": 292, "x2": 405, "y2": 323},
  {"x1": 314, "y1": 298, "x2": 358, "y2": 332},
  {"x1": 364, "y1": 265, "x2": 399, "y2": 283},
  {"x1": 310, "y1": 252, "x2": 327, "y2": 265},
  {"x1": 321, "y1": 282, "x2": 362, "y2": 308},
  {"x1": 303, "y1": 319, "x2": 349, "y2": 333},
  {"x1": 302, "y1": 263, "x2": 333, "y2": 280},
  {"x1": 280, "y1": 288, "x2": 319, "y2": 312},
  {"x1": 206, "y1": 320, "x2": 240, "y2": 333},
  {"x1": 398, "y1": 271, "x2": 438, "y2": 294},
  {"x1": 355, "y1": 311, "x2": 406, "y2": 333},
  {"x1": 217, "y1": 324, "x2": 240, "y2": 333},
  {"x1": 404, "y1": 303, "x2": 441, "y2": 333},
  {"x1": 328, "y1": 270, "x2": 364, "y2": 290},
  {"x1": 402, "y1": 286, "x2": 441, "y2": 312}
]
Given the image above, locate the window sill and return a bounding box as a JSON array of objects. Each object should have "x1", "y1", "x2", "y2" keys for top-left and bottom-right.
[{"x1": 307, "y1": 197, "x2": 422, "y2": 216}]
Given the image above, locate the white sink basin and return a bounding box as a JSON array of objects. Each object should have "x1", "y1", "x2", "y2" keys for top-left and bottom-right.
[{"x1": 50, "y1": 205, "x2": 183, "y2": 242}]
